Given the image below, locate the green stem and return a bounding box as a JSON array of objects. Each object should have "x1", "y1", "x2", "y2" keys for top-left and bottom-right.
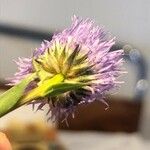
[{"x1": 0, "y1": 73, "x2": 37, "y2": 118}]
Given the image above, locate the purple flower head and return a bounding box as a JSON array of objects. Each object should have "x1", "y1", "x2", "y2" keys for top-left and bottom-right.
[{"x1": 9, "y1": 16, "x2": 124, "y2": 122}]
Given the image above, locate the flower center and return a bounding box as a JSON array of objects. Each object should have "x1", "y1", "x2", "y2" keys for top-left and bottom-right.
[{"x1": 33, "y1": 41, "x2": 95, "y2": 84}]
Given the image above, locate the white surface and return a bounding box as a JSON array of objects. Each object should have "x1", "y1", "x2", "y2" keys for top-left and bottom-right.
[
  {"x1": 0, "y1": 35, "x2": 39, "y2": 80},
  {"x1": 59, "y1": 131, "x2": 150, "y2": 150},
  {"x1": 0, "y1": 0, "x2": 150, "y2": 58}
]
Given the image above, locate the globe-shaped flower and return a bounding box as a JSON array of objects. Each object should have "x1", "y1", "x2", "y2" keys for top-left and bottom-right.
[{"x1": 9, "y1": 16, "x2": 124, "y2": 121}]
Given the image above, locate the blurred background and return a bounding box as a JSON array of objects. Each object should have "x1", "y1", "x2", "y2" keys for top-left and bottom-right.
[{"x1": 0, "y1": 0, "x2": 150, "y2": 149}]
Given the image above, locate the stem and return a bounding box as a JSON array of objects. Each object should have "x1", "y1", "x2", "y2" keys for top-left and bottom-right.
[{"x1": 0, "y1": 73, "x2": 37, "y2": 118}]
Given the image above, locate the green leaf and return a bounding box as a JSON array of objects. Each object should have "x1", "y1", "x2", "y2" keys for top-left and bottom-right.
[
  {"x1": 21, "y1": 74, "x2": 65, "y2": 103},
  {"x1": 22, "y1": 74, "x2": 86, "y2": 103},
  {"x1": 45, "y1": 82, "x2": 86, "y2": 97},
  {"x1": 0, "y1": 73, "x2": 36, "y2": 117}
]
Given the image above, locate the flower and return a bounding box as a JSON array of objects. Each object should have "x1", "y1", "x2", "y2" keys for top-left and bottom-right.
[{"x1": 9, "y1": 16, "x2": 124, "y2": 122}]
